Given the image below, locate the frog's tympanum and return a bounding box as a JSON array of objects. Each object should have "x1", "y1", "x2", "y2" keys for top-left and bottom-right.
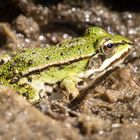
[{"x1": 0, "y1": 27, "x2": 133, "y2": 102}]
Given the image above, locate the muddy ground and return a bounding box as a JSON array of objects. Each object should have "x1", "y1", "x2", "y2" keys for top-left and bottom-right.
[{"x1": 0, "y1": 0, "x2": 140, "y2": 140}]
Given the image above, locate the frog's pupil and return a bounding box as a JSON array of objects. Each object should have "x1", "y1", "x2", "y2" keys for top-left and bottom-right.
[{"x1": 106, "y1": 43, "x2": 114, "y2": 48}]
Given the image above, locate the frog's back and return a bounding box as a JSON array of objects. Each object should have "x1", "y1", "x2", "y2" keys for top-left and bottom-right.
[
  {"x1": 17, "y1": 36, "x2": 96, "y2": 68},
  {"x1": 0, "y1": 36, "x2": 96, "y2": 82}
]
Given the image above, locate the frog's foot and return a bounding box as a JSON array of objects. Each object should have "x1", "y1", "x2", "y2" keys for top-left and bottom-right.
[{"x1": 60, "y1": 76, "x2": 88, "y2": 101}]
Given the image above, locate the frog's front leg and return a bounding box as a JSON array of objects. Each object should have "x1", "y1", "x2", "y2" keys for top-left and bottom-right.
[{"x1": 60, "y1": 76, "x2": 88, "y2": 101}]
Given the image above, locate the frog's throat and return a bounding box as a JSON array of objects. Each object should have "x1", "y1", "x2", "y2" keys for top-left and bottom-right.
[{"x1": 79, "y1": 45, "x2": 132, "y2": 79}]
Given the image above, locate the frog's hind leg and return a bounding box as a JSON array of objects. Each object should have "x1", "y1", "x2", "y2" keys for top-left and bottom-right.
[{"x1": 60, "y1": 76, "x2": 88, "y2": 101}]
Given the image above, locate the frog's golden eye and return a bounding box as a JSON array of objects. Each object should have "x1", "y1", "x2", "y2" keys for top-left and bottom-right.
[
  {"x1": 106, "y1": 43, "x2": 114, "y2": 48},
  {"x1": 101, "y1": 42, "x2": 115, "y2": 55},
  {"x1": 97, "y1": 37, "x2": 114, "y2": 55}
]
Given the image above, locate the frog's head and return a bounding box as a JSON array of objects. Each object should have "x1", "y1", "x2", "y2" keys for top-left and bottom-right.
[{"x1": 95, "y1": 34, "x2": 133, "y2": 71}]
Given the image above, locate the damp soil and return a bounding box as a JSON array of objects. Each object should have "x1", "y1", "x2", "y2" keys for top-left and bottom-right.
[{"x1": 0, "y1": 0, "x2": 140, "y2": 140}]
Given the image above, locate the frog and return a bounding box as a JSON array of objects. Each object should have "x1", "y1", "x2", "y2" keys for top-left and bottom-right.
[{"x1": 0, "y1": 27, "x2": 133, "y2": 102}]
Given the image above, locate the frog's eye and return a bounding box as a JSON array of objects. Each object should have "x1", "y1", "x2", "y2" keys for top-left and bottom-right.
[
  {"x1": 101, "y1": 41, "x2": 115, "y2": 55},
  {"x1": 101, "y1": 43, "x2": 114, "y2": 55}
]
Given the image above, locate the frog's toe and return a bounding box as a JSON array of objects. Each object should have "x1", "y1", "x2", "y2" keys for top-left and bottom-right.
[{"x1": 62, "y1": 87, "x2": 79, "y2": 101}]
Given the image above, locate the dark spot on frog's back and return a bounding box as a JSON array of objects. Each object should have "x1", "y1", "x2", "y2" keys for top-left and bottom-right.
[
  {"x1": 0, "y1": 59, "x2": 4, "y2": 65},
  {"x1": 46, "y1": 56, "x2": 50, "y2": 60},
  {"x1": 60, "y1": 52, "x2": 64, "y2": 56},
  {"x1": 14, "y1": 59, "x2": 19, "y2": 63},
  {"x1": 8, "y1": 66, "x2": 13, "y2": 71},
  {"x1": 32, "y1": 51, "x2": 36, "y2": 54},
  {"x1": 19, "y1": 49, "x2": 27, "y2": 55},
  {"x1": 20, "y1": 49, "x2": 26, "y2": 53},
  {"x1": 0, "y1": 72, "x2": 3, "y2": 77},
  {"x1": 14, "y1": 56, "x2": 24, "y2": 63},
  {"x1": 92, "y1": 40, "x2": 98, "y2": 48},
  {"x1": 10, "y1": 76, "x2": 20, "y2": 84},
  {"x1": 28, "y1": 60, "x2": 33, "y2": 66},
  {"x1": 27, "y1": 77, "x2": 32, "y2": 82}
]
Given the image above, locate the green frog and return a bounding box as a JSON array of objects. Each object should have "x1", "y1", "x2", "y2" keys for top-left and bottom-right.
[{"x1": 0, "y1": 27, "x2": 133, "y2": 102}]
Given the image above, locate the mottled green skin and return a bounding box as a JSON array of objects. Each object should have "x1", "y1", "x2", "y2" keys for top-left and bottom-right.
[{"x1": 0, "y1": 27, "x2": 132, "y2": 101}]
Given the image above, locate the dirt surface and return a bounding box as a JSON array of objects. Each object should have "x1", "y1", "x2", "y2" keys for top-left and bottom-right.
[{"x1": 0, "y1": 0, "x2": 140, "y2": 140}]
